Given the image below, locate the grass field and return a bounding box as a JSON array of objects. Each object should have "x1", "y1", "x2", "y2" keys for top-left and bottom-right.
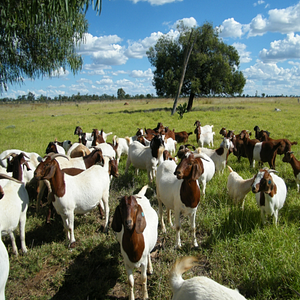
[{"x1": 1, "y1": 97, "x2": 300, "y2": 299}]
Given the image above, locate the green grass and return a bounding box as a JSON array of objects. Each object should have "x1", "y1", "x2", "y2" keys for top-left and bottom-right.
[{"x1": 1, "y1": 97, "x2": 300, "y2": 299}]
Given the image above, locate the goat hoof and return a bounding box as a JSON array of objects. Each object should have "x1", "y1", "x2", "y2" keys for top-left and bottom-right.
[{"x1": 69, "y1": 242, "x2": 76, "y2": 249}]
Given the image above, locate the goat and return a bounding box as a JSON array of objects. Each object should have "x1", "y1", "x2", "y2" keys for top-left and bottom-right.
[
  {"x1": 164, "y1": 127, "x2": 176, "y2": 140},
  {"x1": 194, "y1": 120, "x2": 214, "y2": 134},
  {"x1": 112, "y1": 185, "x2": 158, "y2": 300},
  {"x1": 256, "y1": 133, "x2": 297, "y2": 156},
  {"x1": 177, "y1": 146, "x2": 215, "y2": 197},
  {"x1": 252, "y1": 168, "x2": 287, "y2": 225},
  {"x1": 125, "y1": 135, "x2": 165, "y2": 183},
  {"x1": 253, "y1": 126, "x2": 270, "y2": 141},
  {"x1": 252, "y1": 140, "x2": 285, "y2": 169},
  {"x1": 112, "y1": 135, "x2": 129, "y2": 164},
  {"x1": 170, "y1": 256, "x2": 247, "y2": 300},
  {"x1": 227, "y1": 166, "x2": 255, "y2": 209},
  {"x1": 199, "y1": 138, "x2": 232, "y2": 173},
  {"x1": 241, "y1": 132, "x2": 259, "y2": 168},
  {"x1": 282, "y1": 151, "x2": 300, "y2": 192},
  {"x1": 156, "y1": 151, "x2": 205, "y2": 248},
  {"x1": 66, "y1": 143, "x2": 91, "y2": 158},
  {"x1": 54, "y1": 139, "x2": 72, "y2": 153},
  {"x1": 231, "y1": 130, "x2": 251, "y2": 162},
  {"x1": 34, "y1": 154, "x2": 116, "y2": 247},
  {"x1": 0, "y1": 149, "x2": 42, "y2": 168},
  {"x1": 0, "y1": 238, "x2": 9, "y2": 300},
  {"x1": 45, "y1": 141, "x2": 65, "y2": 155},
  {"x1": 0, "y1": 174, "x2": 29, "y2": 255},
  {"x1": 194, "y1": 122, "x2": 215, "y2": 147},
  {"x1": 175, "y1": 131, "x2": 193, "y2": 143}
]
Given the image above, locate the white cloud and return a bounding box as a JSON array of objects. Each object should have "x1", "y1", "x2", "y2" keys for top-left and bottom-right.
[
  {"x1": 218, "y1": 18, "x2": 245, "y2": 38},
  {"x1": 78, "y1": 33, "x2": 128, "y2": 66},
  {"x1": 242, "y1": 59, "x2": 300, "y2": 95},
  {"x1": 95, "y1": 78, "x2": 114, "y2": 85},
  {"x1": 125, "y1": 32, "x2": 164, "y2": 59},
  {"x1": 130, "y1": 0, "x2": 183, "y2": 5},
  {"x1": 172, "y1": 17, "x2": 197, "y2": 29},
  {"x1": 50, "y1": 67, "x2": 69, "y2": 78},
  {"x1": 259, "y1": 33, "x2": 300, "y2": 62},
  {"x1": 248, "y1": 2, "x2": 300, "y2": 37},
  {"x1": 130, "y1": 68, "x2": 153, "y2": 78},
  {"x1": 253, "y1": 0, "x2": 265, "y2": 7},
  {"x1": 76, "y1": 78, "x2": 93, "y2": 84},
  {"x1": 232, "y1": 42, "x2": 252, "y2": 63}
]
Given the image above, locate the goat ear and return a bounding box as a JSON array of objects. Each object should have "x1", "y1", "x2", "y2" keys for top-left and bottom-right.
[
  {"x1": 135, "y1": 204, "x2": 146, "y2": 234},
  {"x1": 191, "y1": 160, "x2": 203, "y2": 180},
  {"x1": 43, "y1": 165, "x2": 56, "y2": 180},
  {"x1": 111, "y1": 205, "x2": 122, "y2": 232}
]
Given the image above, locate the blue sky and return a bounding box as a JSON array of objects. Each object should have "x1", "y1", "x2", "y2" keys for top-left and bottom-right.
[{"x1": 3, "y1": 0, "x2": 300, "y2": 99}]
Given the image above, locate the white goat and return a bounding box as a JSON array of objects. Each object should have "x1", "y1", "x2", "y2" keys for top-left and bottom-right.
[
  {"x1": 112, "y1": 185, "x2": 158, "y2": 300},
  {"x1": 156, "y1": 152, "x2": 205, "y2": 248},
  {"x1": 164, "y1": 137, "x2": 177, "y2": 155},
  {"x1": 197, "y1": 132, "x2": 215, "y2": 148},
  {"x1": 0, "y1": 238, "x2": 9, "y2": 300},
  {"x1": 200, "y1": 137, "x2": 231, "y2": 173},
  {"x1": 227, "y1": 166, "x2": 255, "y2": 210},
  {"x1": 125, "y1": 136, "x2": 165, "y2": 183},
  {"x1": 34, "y1": 155, "x2": 114, "y2": 247},
  {"x1": 170, "y1": 256, "x2": 247, "y2": 300},
  {"x1": 0, "y1": 149, "x2": 42, "y2": 168},
  {"x1": 0, "y1": 174, "x2": 29, "y2": 255},
  {"x1": 94, "y1": 143, "x2": 116, "y2": 159},
  {"x1": 252, "y1": 168, "x2": 287, "y2": 225},
  {"x1": 112, "y1": 135, "x2": 129, "y2": 164}
]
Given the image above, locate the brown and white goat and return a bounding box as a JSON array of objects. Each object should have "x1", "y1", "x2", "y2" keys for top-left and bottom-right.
[
  {"x1": 112, "y1": 185, "x2": 158, "y2": 300},
  {"x1": 282, "y1": 151, "x2": 300, "y2": 192},
  {"x1": 156, "y1": 151, "x2": 205, "y2": 248}
]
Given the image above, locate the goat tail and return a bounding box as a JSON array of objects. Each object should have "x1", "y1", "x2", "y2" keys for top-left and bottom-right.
[
  {"x1": 170, "y1": 256, "x2": 198, "y2": 292},
  {"x1": 227, "y1": 165, "x2": 233, "y2": 173}
]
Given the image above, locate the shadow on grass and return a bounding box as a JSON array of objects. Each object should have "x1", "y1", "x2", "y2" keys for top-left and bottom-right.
[{"x1": 51, "y1": 240, "x2": 123, "y2": 300}]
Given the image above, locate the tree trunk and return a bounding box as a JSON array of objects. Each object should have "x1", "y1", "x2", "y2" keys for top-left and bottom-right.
[
  {"x1": 171, "y1": 30, "x2": 195, "y2": 116},
  {"x1": 187, "y1": 92, "x2": 195, "y2": 112}
]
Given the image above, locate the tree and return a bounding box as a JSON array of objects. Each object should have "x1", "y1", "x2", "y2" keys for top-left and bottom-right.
[
  {"x1": 117, "y1": 88, "x2": 126, "y2": 99},
  {"x1": 147, "y1": 22, "x2": 246, "y2": 114},
  {"x1": 0, "y1": 0, "x2": 102, "y2": 93}
]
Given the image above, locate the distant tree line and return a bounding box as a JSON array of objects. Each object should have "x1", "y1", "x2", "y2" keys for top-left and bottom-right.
[
  {"x1": 0, "y1": 91, "x2": 298, "y2": 104},
  {"x1": 0, "y1": 90, "x2": 155, "y2": 103}
]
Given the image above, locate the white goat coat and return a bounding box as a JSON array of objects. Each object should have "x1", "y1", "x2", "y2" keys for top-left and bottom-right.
[
  {"x1": 197, "y1": 132, "x2": 215, "y2": 147},
  {"x1": 125, "y1": 141, "x2": 163, "y2": 183},
  {"x1": 0, "y1": 179, "x2": 29, "y2": 255},
  {"x1": 94, "y1": 143, "x2": 116, "y2": 158},
  {"x1": 170, "y1": 256, "x2": 247, "y2": 300},
  {"x1": 200, "y1": 146, "x2": 229, "y2": 173},
  {"x1": 252, "y1": 171, "x2": 287, "y2": 224},
  {"x1": 198, "y1": 152, "x2": 215, "y2": 196},
  {"x1": 0, "y1": 149, "x2": 42, "y2": 168},
  {"x1": 52, "y1": 158, "x2": 111, "y2": 244},
  {"x1": 0, "y1": 239, "x2": 9, "y2": 300},
  {"x1": 113, "y1": 136, "x2": 129, "y2": 164},
  {"x1": 227, "y1": 166, "x2": 254, "y2": 209},
  {"x1": 172, "y1": 276, "x2": 247, "y2": 300},
  {"x1": 156, "y1": 159, "x2": 200, "y2": 248},
  {"x1": 200, "y1": 124, "x2": 214, "y2": 134}
]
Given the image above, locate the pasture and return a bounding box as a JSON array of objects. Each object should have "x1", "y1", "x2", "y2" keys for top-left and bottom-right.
[{"x1": 1, "y1": 97, "x2": 300, "y2": 299}]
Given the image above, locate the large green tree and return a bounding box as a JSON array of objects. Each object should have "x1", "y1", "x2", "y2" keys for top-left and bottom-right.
[
  {"x1": 147, "y1": 22, "x2": 246, "y2": 113},
  {"x1": 0, "y1": 0, "x2": 102, "y2": 92}
]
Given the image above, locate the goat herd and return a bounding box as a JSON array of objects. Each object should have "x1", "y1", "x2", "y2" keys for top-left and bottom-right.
[{"x1": 0, "y1": 120, "x2": 298, "y2": 300}]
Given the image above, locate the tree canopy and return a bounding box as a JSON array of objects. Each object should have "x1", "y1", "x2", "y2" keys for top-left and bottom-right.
[
  {"x1": 147, "y1": 22, "x2": 246, "y2": 112},
  {"x1": 0, "y1": 0, "x2": 102, "y2": 92}
]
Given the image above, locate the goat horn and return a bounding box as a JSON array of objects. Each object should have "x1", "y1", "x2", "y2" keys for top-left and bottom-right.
[{"x1": 0, "y1": 173, "x2": 22, "y2": 184}]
